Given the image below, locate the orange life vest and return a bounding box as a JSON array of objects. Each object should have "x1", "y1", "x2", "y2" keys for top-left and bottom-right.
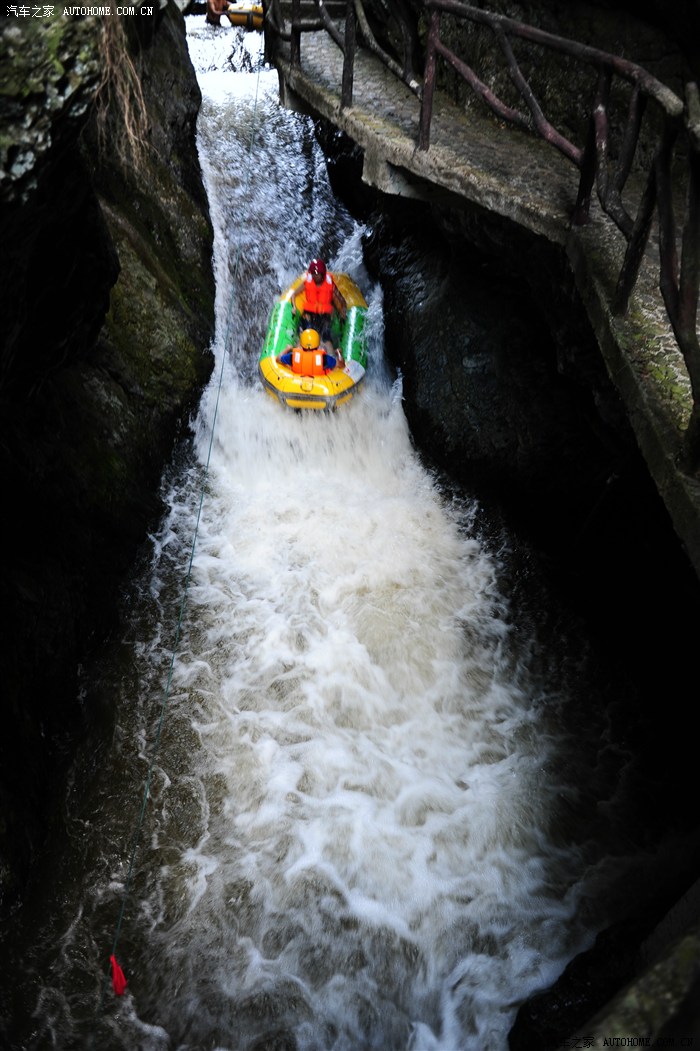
[
  {"x1": 292, "y1": 348, "x2": 327, "y2": 376},
  {"x1": 303, "y1": 271, "x2": 334, "y2": 314}
]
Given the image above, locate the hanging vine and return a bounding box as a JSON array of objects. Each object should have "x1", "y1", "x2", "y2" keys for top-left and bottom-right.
[{"x1": 92, "y1": 7, "x2": 150, "y2": 173}]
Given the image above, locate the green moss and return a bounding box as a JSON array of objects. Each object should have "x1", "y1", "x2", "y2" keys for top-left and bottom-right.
[
  {"x1": 102, "y1": 215, "x2": 211, "y2": 410},
  {"x1": 0, "y1": 18, "x2": 98, "y2": 99}
]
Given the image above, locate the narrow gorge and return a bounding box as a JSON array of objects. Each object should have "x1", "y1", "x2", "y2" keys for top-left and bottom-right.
[{"x1": 1, "y1": 3, "x2": 699, "y2": 1047}]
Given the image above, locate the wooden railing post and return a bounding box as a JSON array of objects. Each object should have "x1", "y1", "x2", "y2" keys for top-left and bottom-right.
[
  {"x1": 656, "y1": 87, "x2": 700, "y2": 471},
  {"x1": 262, "y1": 0, "x2": 273, "y2": 65},
  {"x1": 679, "y1": 134, "x2": 700, "y2": 470},
  {"x1": 680, "y1": 82, "x2": 700, "y2": 398},
  {"x1": 419, "y1": 9, "x2": 440, "y2": 151},
  {"x1": 291, "y1": 0, "x2": 301, "y2": 68},
  {"x1": 656, "y1": 118, "x2": 682, "y2": 321},
  {"x1": 612, "y1": 167, "x2": 657, "y2": 316},
  {"x1": 264, "y1": 0, "x2": 279, "y2": 61},
  {"x1": 572, "y1": 113, "x2": 596, "y2": 226},
  {"x1": 341, "y1": 1, "x2": 356, "y2": 109}
]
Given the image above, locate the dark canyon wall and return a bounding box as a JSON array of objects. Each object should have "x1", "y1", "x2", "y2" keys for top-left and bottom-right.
[{"x1": 0, "y1": 3, "x2": 215, "y2": 914}]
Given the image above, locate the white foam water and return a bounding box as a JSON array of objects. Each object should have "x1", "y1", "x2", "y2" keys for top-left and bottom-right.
[{"x1": 144, "y1": 385, "x2": 594, "y2": 1051}]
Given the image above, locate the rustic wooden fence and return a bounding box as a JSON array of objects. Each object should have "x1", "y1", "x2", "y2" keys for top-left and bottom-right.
[{"x1": 263, "y1": 0, "x2": 700, "y2": 470}]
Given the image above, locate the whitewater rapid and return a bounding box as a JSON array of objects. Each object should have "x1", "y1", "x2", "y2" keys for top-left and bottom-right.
[{"x1": 6, "y1": 20, "x2": 640, "y2": 1051}]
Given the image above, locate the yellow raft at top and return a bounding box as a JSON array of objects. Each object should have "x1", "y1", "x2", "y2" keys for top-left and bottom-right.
[{"x1": 226, "y1": 2, "x2": 263, "y2": 30}]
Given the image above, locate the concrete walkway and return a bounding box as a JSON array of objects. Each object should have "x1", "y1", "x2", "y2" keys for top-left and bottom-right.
[{"x1": 271, "y1": 29, "x2": 700, "y2": 579}]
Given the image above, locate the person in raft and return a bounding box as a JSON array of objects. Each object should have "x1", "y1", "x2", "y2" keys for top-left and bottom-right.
[
  {"x1": 278, "y1": 328, "x2": 344, "y2": 375},
  {"x1": 206, "y1": 0, "x2": 230, "y2": 25},
  {"x1": 290, "y1": 258, "x2": 347, "y2": 343}
]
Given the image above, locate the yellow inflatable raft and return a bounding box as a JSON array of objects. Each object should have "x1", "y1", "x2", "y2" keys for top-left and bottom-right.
[
  {"x1": 226, "y1": 2, "x2": 263, "y2": 30},
  {"x1": 259, "y1": 272, "x2": 369, "y2": 411}
]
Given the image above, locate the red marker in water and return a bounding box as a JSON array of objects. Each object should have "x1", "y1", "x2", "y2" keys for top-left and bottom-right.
[{"x1": 110, "y1": 954, "x2": 127, "y2": 996}]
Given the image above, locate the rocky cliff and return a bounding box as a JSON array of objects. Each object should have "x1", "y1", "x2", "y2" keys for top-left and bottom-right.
[{"x1": 0, "y1": 2, "x2": 215, "y2": 913}]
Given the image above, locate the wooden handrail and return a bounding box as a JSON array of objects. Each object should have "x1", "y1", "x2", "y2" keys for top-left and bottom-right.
[{"x1": 424, "y1": 0, "x2": 683, "y2": 116}]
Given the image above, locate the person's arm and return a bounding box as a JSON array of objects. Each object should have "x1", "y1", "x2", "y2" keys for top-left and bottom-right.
[{"x1": 285, "y1": 275, "x2": 306, "y2": 316}]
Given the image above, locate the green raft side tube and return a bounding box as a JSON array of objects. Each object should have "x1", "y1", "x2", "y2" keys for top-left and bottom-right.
[
  {"x1": 260, "y1": 299, "x2": 296, "y2": 361},
  {"x1": 335, "y1": 305, "x2": 367, "y2": 368},
  {"x1": 260, "y1": 275, "x2": 368, "y2": 367}
]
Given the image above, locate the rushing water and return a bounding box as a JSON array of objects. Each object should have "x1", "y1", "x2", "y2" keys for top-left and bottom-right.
[{"x1": 4, "y1": 20, "x2": 668, "y2": 1051}]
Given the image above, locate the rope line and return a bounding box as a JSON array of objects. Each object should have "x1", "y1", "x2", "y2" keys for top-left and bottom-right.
[{"x1": 94, "y1": 36, "x2": 265, "y2": 1032}]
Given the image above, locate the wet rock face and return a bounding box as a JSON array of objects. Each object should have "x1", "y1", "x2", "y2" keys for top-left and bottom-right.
[
  {"x1": 362, "y1": 196, "x2": 634, "y2": 544},
  {"x1": 0, "y1": 19, "x2": 102, "y2": 202},
  {"x1": 0, "y1": 4, "x2": 214, "y2": 914},
  {"x1": 1, "y1": 18, "x2": 111, "y2": 389}
]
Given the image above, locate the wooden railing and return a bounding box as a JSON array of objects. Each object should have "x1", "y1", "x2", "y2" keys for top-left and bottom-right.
[{"x1": 263, "y1": 0, "x2": 700, "y2": 471}]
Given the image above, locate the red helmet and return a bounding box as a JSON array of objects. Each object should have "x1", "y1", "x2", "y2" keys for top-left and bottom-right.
[{"x1": 308, "y1": 258, "x2": 327, "y2": 278}]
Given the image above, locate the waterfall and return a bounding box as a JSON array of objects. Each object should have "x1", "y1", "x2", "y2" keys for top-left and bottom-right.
[{"x1": 5, "y1": 21, "x2": 648, "y2": 1051}]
